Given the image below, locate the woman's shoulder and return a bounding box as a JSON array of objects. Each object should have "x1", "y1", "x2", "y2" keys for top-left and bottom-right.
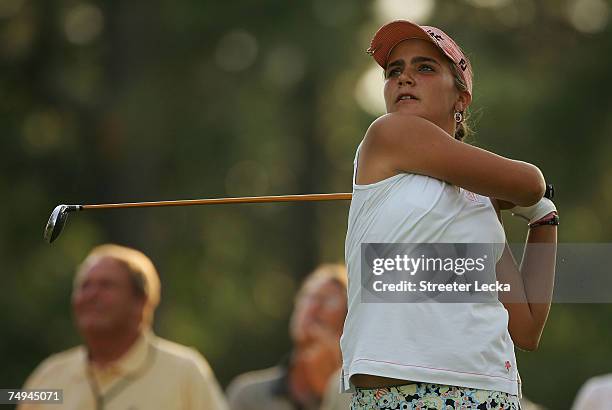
[
  {"x1": 356, "y1": 114, "x2": 441, "y2": 185},
  {"x1": 367, "y1": 113, "x2": 436, "y2": 138},
  {"x1": 363, "y1": 113, "x2": 448, "y2": 160}
]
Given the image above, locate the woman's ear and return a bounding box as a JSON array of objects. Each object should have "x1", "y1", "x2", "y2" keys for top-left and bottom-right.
[{"x1": 455, "y1": 91, "x2": 472, "y2": 112}]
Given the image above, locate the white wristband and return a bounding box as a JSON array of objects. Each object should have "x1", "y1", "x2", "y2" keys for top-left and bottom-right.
[{"x1": 510, "y1": 197, "x2": 557, "y2": 225}]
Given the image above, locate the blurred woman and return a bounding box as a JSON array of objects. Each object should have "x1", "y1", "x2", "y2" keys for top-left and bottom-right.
[{"x1": 341, "y1": 20, "x2": 558, "y2": 410}]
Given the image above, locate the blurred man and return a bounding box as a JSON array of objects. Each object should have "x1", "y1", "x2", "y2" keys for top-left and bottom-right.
[
  {"x1": 19, "y1": 244, "x2": 228, "y2": 410},
  {"x1": 572, "y1": 374, "x2": 612, "y2": 409},
  {"x1": 227, "y1": 264, "x2": 350, "y2": 410}
]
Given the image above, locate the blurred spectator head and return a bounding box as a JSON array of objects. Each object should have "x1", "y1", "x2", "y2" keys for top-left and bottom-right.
[
  {"x1": 72, "y1": 244, "x2": 161, "y2": 336},
  {"x1": 289, "y1": 263, "x2": 348, "y2": 345}
]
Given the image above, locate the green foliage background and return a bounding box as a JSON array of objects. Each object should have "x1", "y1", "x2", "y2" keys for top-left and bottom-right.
[{"x1": 1, "y1": 1, "x2": 611, "y2": 408}]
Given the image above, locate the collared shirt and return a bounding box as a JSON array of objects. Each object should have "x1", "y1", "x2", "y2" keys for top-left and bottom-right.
[
  {"x1": 226, "y1": 363, "x2": 316, "y2": 410},
  {"x1": 18, "y1": 331, "x2": 229, "y2": 410},
  {"x1": 226, "y1": 356, "x2": 350, "y2": 410}
]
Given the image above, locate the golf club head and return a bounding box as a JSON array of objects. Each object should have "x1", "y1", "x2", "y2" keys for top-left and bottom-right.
[{"x1": 44, "y1": 205, "x2": 80, "y2": 243}]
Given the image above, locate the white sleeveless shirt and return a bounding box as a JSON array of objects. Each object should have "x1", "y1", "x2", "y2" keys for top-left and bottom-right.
[{"x1": 341, "y1": 142, "x2": 520, "y2": 395}]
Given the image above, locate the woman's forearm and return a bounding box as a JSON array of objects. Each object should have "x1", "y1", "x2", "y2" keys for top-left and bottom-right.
[{"x1": 519, "y1": 224, "x2": 557, "y2": 332}]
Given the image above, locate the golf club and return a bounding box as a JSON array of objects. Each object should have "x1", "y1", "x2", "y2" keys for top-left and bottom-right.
[
  {"x1": 44, "y1": 193, "x2": 353, "y2": 243},
  {"x1": 44, "y1": 184, "x2": 553, "y2": 244}
]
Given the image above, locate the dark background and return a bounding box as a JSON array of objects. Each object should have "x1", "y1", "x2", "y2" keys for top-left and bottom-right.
[{"x1": 1, "y1": 0, "x2": 611, "y2": 408}]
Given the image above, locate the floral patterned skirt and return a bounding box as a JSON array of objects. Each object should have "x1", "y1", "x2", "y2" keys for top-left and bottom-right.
[{"x1": 351, "y1": 382, "x2": 520, "y2": 410}]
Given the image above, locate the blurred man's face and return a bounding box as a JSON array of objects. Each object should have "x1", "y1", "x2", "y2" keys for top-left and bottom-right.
[
  {"x1": 72, "y1": 257, "x2": 144, "y2": 336},
  {"x1": 290, "y1": 277, "x2": 347, "y2": 345}
]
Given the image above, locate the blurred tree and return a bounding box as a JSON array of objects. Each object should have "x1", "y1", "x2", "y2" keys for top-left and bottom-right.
[{"x1": 1, "y1": 1, "x2": 611, "y2": 408}]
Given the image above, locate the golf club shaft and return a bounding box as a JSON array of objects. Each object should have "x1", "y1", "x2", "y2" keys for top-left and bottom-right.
[
  {"x1": 78, "y1": 183, "x2": 553, "y2": 210},
  {"x1": 81, "y1": 193, "x2": 353, "y2": 210}
]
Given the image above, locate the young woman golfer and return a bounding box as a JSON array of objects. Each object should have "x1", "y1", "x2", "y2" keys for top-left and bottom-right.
[{"x1": 341, "y1": 20, "x2": 558, "y2": 410}]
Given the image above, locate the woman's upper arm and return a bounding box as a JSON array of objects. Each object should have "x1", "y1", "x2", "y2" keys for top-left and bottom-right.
[{"x1": 364, "y1": 113, "x2": 545, "y2": 206}]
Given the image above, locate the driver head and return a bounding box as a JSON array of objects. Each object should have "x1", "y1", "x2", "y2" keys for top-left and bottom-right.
[{"x1": 44, "y1": 205, "x2": 80, "y2": 243}]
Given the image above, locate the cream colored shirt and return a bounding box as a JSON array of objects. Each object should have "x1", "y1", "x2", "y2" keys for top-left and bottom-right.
[{"x1": 19, "y1": 331, "x2": 229, "y2": 410}]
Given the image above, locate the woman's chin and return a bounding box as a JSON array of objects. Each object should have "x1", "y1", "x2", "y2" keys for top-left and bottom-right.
[{"x1": 391, "y1": 104, "x2": 421, "y2": 115}]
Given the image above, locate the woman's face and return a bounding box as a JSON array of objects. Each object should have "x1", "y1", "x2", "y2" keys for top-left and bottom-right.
[{"x1": 383, "y1": 39, "x2": 468, "y2": 131}]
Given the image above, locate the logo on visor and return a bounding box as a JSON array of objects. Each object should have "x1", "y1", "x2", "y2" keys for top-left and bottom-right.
[{"x1": 426, "y1": 30, "x2": 444, "y2": 42}]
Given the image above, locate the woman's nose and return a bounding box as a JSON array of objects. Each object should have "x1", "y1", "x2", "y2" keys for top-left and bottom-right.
[{"x1": 398, "y1": 70, "x2": 414, "y2": 86}]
